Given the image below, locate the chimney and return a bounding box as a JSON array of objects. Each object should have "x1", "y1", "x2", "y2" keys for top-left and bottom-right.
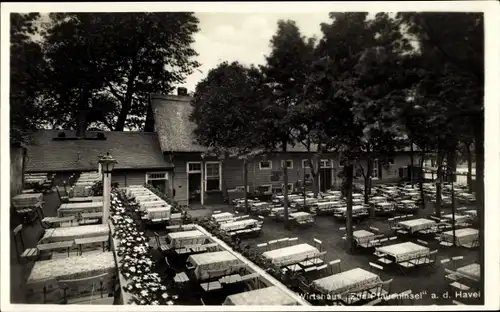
[{"x1": 177, "y1": 87, "x2": 188, "y2": 96}]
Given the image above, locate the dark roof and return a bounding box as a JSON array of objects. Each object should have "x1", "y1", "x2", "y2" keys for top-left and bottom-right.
[
  {"x1": 150, "y1": 94, "x2": 208, "y2": 153},
  {"x1": 25, "y1": 130, "x2": 173, "y2": 172},
  {"x1": 150, "y1": 93, "x2": 420, "y2": 154}
]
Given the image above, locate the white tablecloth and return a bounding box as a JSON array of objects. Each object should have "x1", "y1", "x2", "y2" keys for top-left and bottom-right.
[
  {"x1": 313, "y1": 268, "x2": 380, "y2": 295},
  {"x1": 25, "y1": 252, "x2": 116, "y2": 303},
  {"x1": 262, "y1": 243, "x2": 319, "y2": 266},
  {"x1": 442, "y1": 214, "x2": 470, "y2": 224},
  {"x1": 353, "y1": 230, "x2": 375, "y2": 244},
  {"x1": 457, "y1": 263, "x2": 480, "y2": 281},
  {"x1": 376, "y1": 242, "x2": 430, "y2": 263},
  {"x1": 187, "y1": 251, "x2": 241, "y2": 280},
  {"x1": 442, "y1": 228, "x2": 478, "y2": 246},
  {"x1": 398, "y1": 218, "x2": 436, "y2": 233},
  {"x1": 220, "y1": 219, "x2": 258, "y2": 231},
  {"x1": 41, "y1": 224, "x2": 110, "y2": 243},
  {"x1": 167, "y1": 230, "x2": 207, "y2": 248},
  {"x1": 290, "y1": 212, "x2": 313, "y2": 221},
  {"x1": 212, "y1": 212, "x2": 234, "y2": 222},
  {"x1": 223, "y1": 286, "x2": 298, "y2": 305}
]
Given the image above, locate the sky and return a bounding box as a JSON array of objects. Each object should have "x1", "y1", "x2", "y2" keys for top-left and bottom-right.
[{"x1": 177, "y1": 12, "x2": 334, "y2": 93}]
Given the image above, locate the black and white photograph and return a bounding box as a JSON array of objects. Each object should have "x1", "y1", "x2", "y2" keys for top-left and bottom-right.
[{"x1": 1, "y1": 1, "x2": 499, "y2": 310}]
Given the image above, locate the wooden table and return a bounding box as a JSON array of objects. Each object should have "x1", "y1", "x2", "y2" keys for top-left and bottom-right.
[
  {"x1": 26, "y1": 252, "x2": 116, "y2": 303},
  {"x1": 174, "y1": 272, "x2": 190, "y2": 283},
  {"x1": 75, "y1": 235, "x2": 109, "y2": 255},
  {"x1": 376, "y1": 242, "x2": 430, "y2": 263},
  {"x1": 58, "y1": 202, "x2": 103, "y2": 217},
  {"x1": 398, "y1": 218, "x2": 436, "y2": 233},
  {"x1": 353, "y1": 230, "x2": 375, "y2": 244},
  {"x1": 457, "y1": 263, "x2": 480, "y2": 281},
  {"x1": 41, "y1": 224, "x2": 110, "y2": 243},
  {"x1": 442, "y1": 214, "x2": 470, "y2": 224},
  {"x1": 262, "y1": 243, "x2": 320, "y2": 267},
  {"x1": 312, "y1": 268, "x2": 381, "y2": 295},
  {"x1": 442, "y1": 228, "x2": 478, "y2": 246}
]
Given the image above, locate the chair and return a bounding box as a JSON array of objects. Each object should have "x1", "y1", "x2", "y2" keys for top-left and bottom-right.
[
  {"x1": 12, "y1": 224, "x2": 40, "y2": 263},
  {"x1": 416, "y1": 239, "x2": 429, "y2": 246},
  {"x1": 329, "y1": 259, "x2": 342, "y2": 274},
  {"x1": 369, "y1": 262, "x2": 384, "y2": 273},
  {"x1": 56, "y1": 186, "x2": 69, "y2": 203},
  {"x1": 394, "y1": 289, "x2": 413, "y2": 305},
  {"x1": 25, "y1": 278, "x2": 58, "y2": 304},
  {"x1": 389, "y1": 236, "x2": 398, "y2": 241},
  {"x1": 451, "y1": 256, "x2": 464, "y2": 269},
  {"x1": 370, "y1": 279, "x2": 393, "y2": 298},
  {"x1": 369, "y1": 226, "x2": 380, "y2": 233},
  {"x1": 154, "y1": 232, "x2": 169, "y2": 253},
  {"x1": 59, "y1": 273, "x2": 109, "y2": 304},
  {"x1": 313, "y1": 238, "x2": 323, "y2": 252}
]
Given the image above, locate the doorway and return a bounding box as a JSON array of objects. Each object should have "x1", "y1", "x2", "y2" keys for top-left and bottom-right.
[
  {"x1": 319, "y1": 168, "x2": 332, "y2": 192},
  {"x1": 188, "y1": 173, "x2": 201, "y2": 204}
]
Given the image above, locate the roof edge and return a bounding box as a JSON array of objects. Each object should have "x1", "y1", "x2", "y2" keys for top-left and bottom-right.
[{"x1": 150, "y1": 93, "x2": 192, "y2": 102}]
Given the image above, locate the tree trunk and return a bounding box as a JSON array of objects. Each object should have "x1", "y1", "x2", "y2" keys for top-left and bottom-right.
[
  {"x1": 243, "y1": 158, "x2": 249, "y2": 214},
  {"x1": 465, "y1": 143, "x2": 473, "y2": 192},
  {"x1": 345, "y1": 163, "x2": 354, "y2": 253},
  {"x1": 311, "y1": 151, "x2": 321, "y2": 197},
  {"x1": 435, "y1": 150, "x2": 444, "y2": 218},
  {"x1": 410, "y1": 141, "x2": 415, "y2": 188},
  {"x1": 220, "y1": 156, "x2": 229, "y2": 202},
  {"x1": 474, "y1": 117, "x2": 484, "y2": 302},
  {"x1": 364, "y1": 159, "x2": 373, "y2": 208},
  {"x1": 419, "y1": 151, "x2": 425, "y2": 209},
  {"x1": 283, "y1": 158, "x2": 290, "y2": 230},
  {"x1": 75, "y1": 86, "x2": 90, "y2": 137},
  {"x1": 115, "y1": 58, "x2": 139, "y2": 131}
]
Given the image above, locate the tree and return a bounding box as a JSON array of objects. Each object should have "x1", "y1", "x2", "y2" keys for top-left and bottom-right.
[
  {"x1": 42, "y1": 12, "x2": 200, "y2": 133},
  {"x1": 10, "y1": 13, "x2": 46, "y2": 144},
  {"x1": 259, "y1": 20, "x2": 316, "y2": 229},
  {"x1": 189, "y1": 62, "x2": 266, "y2": 213},
  {"x1": 398, "y1": 12, "x2": 484, "y2": 298}
]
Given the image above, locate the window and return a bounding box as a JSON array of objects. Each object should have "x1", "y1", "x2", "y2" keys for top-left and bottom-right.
[
  {"x1": 320, "y1": 159, "x2": 331, "y2": 168},
  {"x1": 205, "y1": 162, "x2": 221, "y2": 191},
  {"x1": 259, "y1": 185, "x2": 272, "y2": 194},
  {"x1": 145, "y1": 172, "x2": 168, "y2": 194},
  {"x1": 281, "y1": 159, "x2": 293, "y2": 169},
  {"x1": 302, "y1": 159, "x2": 310, "y2": 168},
  {"x1": 372, "y1": 159, "x2": 379, "y2": 178},
  {"x1": 259, "y1": 160, "x2": 272, "y2": 170},
  {"x1": 287, "y1": 183, "x2": 294, "y2": 192},
  {"x1": 187, "y1": 162, "x2": 202, "y2": 173}
]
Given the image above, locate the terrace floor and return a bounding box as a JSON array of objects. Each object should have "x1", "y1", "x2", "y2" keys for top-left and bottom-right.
[{"x1": 10, "y1": 189, "x2": 481, "y2": 306}]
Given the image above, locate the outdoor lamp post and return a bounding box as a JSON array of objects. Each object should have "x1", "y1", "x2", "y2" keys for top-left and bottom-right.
[{"x1": 99, "y1": 152, "x2": 117, "y2": 224}]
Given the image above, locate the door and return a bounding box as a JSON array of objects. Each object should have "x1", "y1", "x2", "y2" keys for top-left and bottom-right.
[
  {"x1": 319, "y1": 168, "x2": 332, "y2": 192},
  {"x1": 188, "y1": 173, "x2": 201, "y2": 204}
]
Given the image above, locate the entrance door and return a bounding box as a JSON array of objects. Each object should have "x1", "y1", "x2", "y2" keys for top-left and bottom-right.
[
  {"x1": 188, "y1": 173, "x2": 201, "y2": 204},
  {"x1": 319, "y1": 168, "x2": 332, "y2": 192}
]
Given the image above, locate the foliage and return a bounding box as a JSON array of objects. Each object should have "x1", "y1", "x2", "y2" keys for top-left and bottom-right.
[
  {"x1": 89, "y1": 180, "x2": 103, "y2": 196},
  {"x1": 41, "y1": 13, "x2": 200, "y2": 132},
  {"x1": 190, "y1": 61, "x2": 264, "y2": 155},
  {"x1": 10, "y1": 13, "x2": 47, "y2": 144},
  {"x1": 110, "y1": 189, "x2": 177, "y2": 305}
]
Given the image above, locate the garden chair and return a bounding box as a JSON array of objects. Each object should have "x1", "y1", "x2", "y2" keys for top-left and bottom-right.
[
  {"x1": 25, "y1": 278, "x2": 58, "y2": 304},
  {"x1": 13, "y1": 224, "x2": 39, "y2": 263},
  {"x1": 329, "y1": 259, "x2": 342, "y2": 274},
  {"x1": 59, "y1": 273, "x2": 109, "y2": 304},
  {"x1": 154, "y1": 232, "x2": 169, "y2": 253}
]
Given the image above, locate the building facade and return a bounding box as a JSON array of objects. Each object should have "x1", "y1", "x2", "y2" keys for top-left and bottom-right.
[{"x1": 149, "y1": 92, "x2": 421, "y2": 206}]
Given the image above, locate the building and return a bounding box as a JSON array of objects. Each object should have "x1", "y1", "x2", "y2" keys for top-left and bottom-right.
[
  {"x1": 24, "y1": 129, "x2": 173, "y2": 192},
  {"x1": 149, "y1": 90, "x2": 422, "y2": 206}
]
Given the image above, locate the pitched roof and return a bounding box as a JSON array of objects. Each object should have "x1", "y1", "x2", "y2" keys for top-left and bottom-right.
[
  {"x1": 149, "y1": 93, "x2": 420, "y2": 154},
  {"x1": 25, "y1": 130, "x2": 172, "y2": 172},
  {"x1": 150, "y1": 94, "x2": 208, "y2": 153}
]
